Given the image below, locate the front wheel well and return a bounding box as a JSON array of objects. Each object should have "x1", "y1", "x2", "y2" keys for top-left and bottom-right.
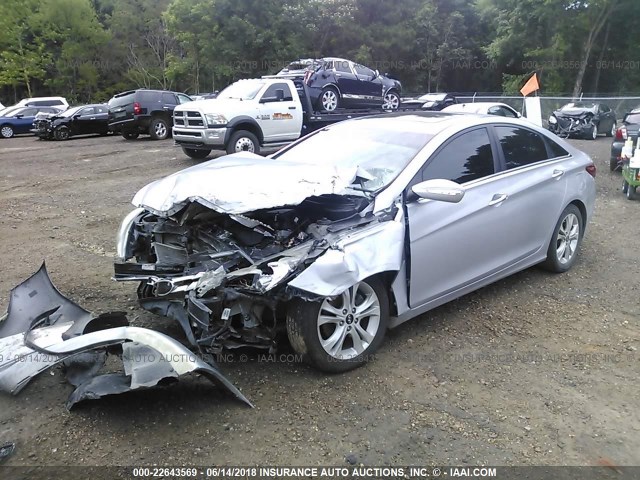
[{"x1": 229, "y1": 122, "x2": 263, "y2": 143}]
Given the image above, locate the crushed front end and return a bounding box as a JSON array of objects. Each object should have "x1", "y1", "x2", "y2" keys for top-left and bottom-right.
[{"x1": 115, "y1": 195, "x2": 381, "y2": 353}]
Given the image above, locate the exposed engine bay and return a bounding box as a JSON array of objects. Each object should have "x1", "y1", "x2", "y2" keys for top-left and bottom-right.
[
  {"x1": 115, "y1": 193, "x2": 388, "y2": 352},
  {"x1": 548, "y1": 111, "x2": 596, "y2": 138}
]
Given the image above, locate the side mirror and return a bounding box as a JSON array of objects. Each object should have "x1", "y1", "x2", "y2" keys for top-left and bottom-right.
[
  {"x1": 73, "y1": 114, "x2": 81, "y2": 119},
  {"x1": 411, "y1": 179, "x2": 465, "y2": 203},
  {"x1": 516, "y1": 112, "x2": 522, "y2": 118},
  {"x1": 15, "y1": 114, "x2": 23, "y2": 119},
  {"x1": 374, "y1": 69, "x2": 380, "y2": 78}
]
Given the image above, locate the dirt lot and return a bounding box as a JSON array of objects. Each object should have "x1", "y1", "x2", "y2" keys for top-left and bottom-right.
[{"x1": 0, "y1": 132, "x2": 638, "y2": 470}]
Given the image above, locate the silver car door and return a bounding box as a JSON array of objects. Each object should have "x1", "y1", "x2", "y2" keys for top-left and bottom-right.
[
  {"x1": 490, "y1": 125, "x2": 568, "y2": 260},
  {"x1": 407, "y1": 127, "x2": 510, "y2": 308}
]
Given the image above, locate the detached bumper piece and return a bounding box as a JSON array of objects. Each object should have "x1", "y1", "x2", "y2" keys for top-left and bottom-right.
[{"x1": 0, "y1": 263, "x2": 252, "y2": 410}]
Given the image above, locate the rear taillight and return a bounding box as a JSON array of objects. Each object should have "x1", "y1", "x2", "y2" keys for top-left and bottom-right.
[
  {"x1": 133, "y1": 102, "x2": 141, "y2": 115},
  {"x1": 586, "y1": 164, "x2": 596, "y2": 178},
  {"x1": 615, "y1": 125, "x2": 627, "y2": 140}
]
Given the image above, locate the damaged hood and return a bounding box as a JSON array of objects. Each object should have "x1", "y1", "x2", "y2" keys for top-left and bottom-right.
[{"x1": 132, "y1": 153, "x2": 360, "y2": 216}]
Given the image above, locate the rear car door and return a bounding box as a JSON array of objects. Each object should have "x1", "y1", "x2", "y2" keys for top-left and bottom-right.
[
  {"x1": 257, "y1": 83, "x2": 303, "y2": 142},
  {"x1": 488, "y1": 125, "x2": 569, "y2": 262},
  {"x1": 407, "y1": 127, "x2": 512, "y2": 307}
]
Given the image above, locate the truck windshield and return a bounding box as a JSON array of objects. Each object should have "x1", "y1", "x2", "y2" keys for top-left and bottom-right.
[
  {"x1": 273, "y1": 119, "x2": 434, "y2": 192},
  {"x1": 218, "y1": 81, "x2": 265, "y2": 100}
]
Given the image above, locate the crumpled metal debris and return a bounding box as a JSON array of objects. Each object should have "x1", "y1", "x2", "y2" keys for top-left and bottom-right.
[
  {"x1": 0, "y1": 263, "x2": 252, "y2": 409},
  {"x1": 0, "y1": 442, "x2": 15, "y2": 463}
]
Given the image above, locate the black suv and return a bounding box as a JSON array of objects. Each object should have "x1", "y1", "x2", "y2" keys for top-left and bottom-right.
[{"x1": 108, "y1": 89, "x2": 192, "y2": 140}]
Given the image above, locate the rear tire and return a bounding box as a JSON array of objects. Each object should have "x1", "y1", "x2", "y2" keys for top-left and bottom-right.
[
  {"x1": 607, "y1": 122, "x2": 616, "y2": 137},
  {"x1": 319, "y1": 87, "x2": 340, "y2": 112},
  {"x1": 286, "y1": 277, "x2": 389, "y2": 373},
  {"x1": 149, "y1": 118, "x2": 169, "y2": 140},
  {"x1": 541, "y1": 204, "x2": 583, "y2": 273},
  {"x1": 609, "y1": 157, "x2": 618, "y2": 171},
  {"x1": 627, "y1": 184, "x2": 637, "y2": 201},
  {"x1": 122, "y1": 131, "x2": 139, "y2": 140},
  {"x1": 182, "y1": 147, "x2": 211, "y2": 159},
  {"x1": 586, "y1": 124, "x2": 597, "y2": 140},
  {"x1": 226, "y1": 130, "x2": 260, "y2": 155}
]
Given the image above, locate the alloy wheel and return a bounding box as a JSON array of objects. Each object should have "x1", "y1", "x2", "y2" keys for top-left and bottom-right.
[
  {"x1": 383, "y1": 92, "x2": 400, "y2": 110},
  {"x1": 1, "y1": 126, "x2": 13, "y2": 138},
  {"x1": 555, "y1": 213, "x2": 580, "y2": 265},
  {"x1": 316, "y1": 282, "x2": 381, "y2": 360},
  {"x1": 155, "y1": 122, "x2": 167, "y2": 138},
  {"x1": 321, "y1": 90, "x2": 338, "y2": 111}
]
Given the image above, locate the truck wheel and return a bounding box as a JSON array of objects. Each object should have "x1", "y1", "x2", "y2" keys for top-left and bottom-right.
[
  {"x1": 227, "y1": 130, "x2": 260, "y2": 155},
  {"x1": 122, "y1": 131, "x2": 139, "y2": 140},
  {"x1": 182, "y1": 147, "x2": 211, "y2": 159},
  {"x1": 149, "y1": 118, "x2": 169, "y2": 140}
]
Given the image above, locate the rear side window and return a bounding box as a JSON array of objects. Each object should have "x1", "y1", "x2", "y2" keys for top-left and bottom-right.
[
  {"x1": 422, "y1": 128, "x2": 495, "y2": 184},
  {"x1": 334, "y1": 60, "x2": 352, "y2": 74},
  {"x1": 108, "y1": 92, "x2": 135, "y2": 108},
  {"x1": 494, "y1": 126, "x2": 548, "y2": 169},
  {"x1": 138, "y1": 91, "x2": 161, "y2": 103},
  {"x1": 545, "y1": 137, "x2": 569, "y2": 158}
]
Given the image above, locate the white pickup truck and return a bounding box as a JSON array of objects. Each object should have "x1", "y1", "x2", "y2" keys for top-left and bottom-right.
[{"x1": 172, "y1": 78, "x2": 397, "y2": 158}]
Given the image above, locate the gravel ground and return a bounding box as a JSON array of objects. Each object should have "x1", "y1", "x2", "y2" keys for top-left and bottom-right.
[{"x1": 0, "y1": 132, "x2": 638, "y2": 470}]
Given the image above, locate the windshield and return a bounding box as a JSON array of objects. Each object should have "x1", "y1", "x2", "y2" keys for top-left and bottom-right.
[
  {"x1": 273, "y1": 119, "x2": 434, "y2": 191},
  {"x1": 218, "y1": 81, "x2": 265, "y2": 100},
  {"x1": 58, "y1": 106, "x2": 83, "y2": 117},
  {"x1": 0, "y1": 107, "x2": 21, "y2": 118},
  {"x1": 561, "y1": 102, "x2": 595, "y2": 110}
]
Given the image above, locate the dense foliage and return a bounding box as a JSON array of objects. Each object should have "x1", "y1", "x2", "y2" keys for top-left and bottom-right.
[{"x1": 0, "y1": 0, "x2": 637, "y2": 103}]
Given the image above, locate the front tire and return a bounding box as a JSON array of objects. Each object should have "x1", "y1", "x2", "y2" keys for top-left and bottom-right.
[
  {"x1": 382, "y1": 90, "x2": 401, "y2": 110},
  {"x1": 607, "y1": 122, "x2": 616, "y2": 137},
  {"x1": 319, "y1": 87, "x2": 339, "y2": 112},
  {"x1": 54, "y1": 126, "x2": 70, "y2": 141},
  {"x1": 626, "y1": 183, "x2": 637, "y2": 201},
  {"x1": 586, "y1": 123, "x2": 597, "y2": 140},
  {"x1": 1, "y1": 124, "x2": 14, "y2": 139},
  {"x1": 149, "y1": 118, "x2": 169, "y2": 140},
  {"x1": 541, "y1": 204, "x2": 583, "y2": 273},
  {"x1": 182, "y1": 147, "x2": 211, "y2": 159},
  {"x1": 286, "y1": 277, "x2": 389, "y2": 373},
  {"x1": 122, "y1": 131, "x2": 139, "y2": 140},
  {"x1": 226, "y1": 130, "x2": 260, "y2": 155}
]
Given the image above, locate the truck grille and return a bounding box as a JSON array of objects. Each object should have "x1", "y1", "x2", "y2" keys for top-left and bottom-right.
[{"x1": 174, "y1": 111, "x2": 205, "y2": 128}]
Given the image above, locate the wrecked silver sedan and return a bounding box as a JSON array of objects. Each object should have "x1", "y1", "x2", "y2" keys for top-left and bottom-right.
[{"x1": 115, "y1": 113, "x2": 596, "y2": 372}]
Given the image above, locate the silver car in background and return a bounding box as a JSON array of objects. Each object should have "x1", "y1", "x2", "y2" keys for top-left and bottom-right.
[{"x1": 115, "y1": 113, "x2": 596, "y2": 373}]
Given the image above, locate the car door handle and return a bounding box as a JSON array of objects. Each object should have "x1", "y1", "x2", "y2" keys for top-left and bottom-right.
[
  {"x1": 552, "y1": 169, "x2": 565, "y2": 179},
  {"x1": 89, "y1": 117, "x2": 96, "y2": 120},
  {"x1": 488, "y1": 193, "x2": 508, "y2": 206},
  {"x1": 288, "y1": 106, "x2": 296, "y2": 110}
]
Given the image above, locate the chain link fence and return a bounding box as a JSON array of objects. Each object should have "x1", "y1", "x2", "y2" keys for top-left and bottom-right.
[{"x1": 451, "y1": 95, "x2": 640, "y2": 126}]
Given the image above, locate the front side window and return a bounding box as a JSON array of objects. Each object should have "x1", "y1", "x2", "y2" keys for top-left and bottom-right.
[
  {"x1": 354, "y1": 64, "x2": 375, "y2": 77},
  {"x1": 177, "y1": 94, "x2": 192, "y2": 104},
  {"x1": 18, "y1": 108, "x2": 37, "y2": 117},
  {"x1": 162, "y1": 93, "x2": 177, "y2": 105},
  {"x1": 80, "y1": 107, "x2": 96, "y2": 116},
  {"x1": 495, "y1": 126, "x2": 549, "y2": 169},
  {"x1": 422, "y1": 128, "x2": 495, "y2": 184}
]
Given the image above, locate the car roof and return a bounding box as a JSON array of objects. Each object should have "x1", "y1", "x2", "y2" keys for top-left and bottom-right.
[{"x1": 443, "y1": 102, "x2": 514, "y2": 112}]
